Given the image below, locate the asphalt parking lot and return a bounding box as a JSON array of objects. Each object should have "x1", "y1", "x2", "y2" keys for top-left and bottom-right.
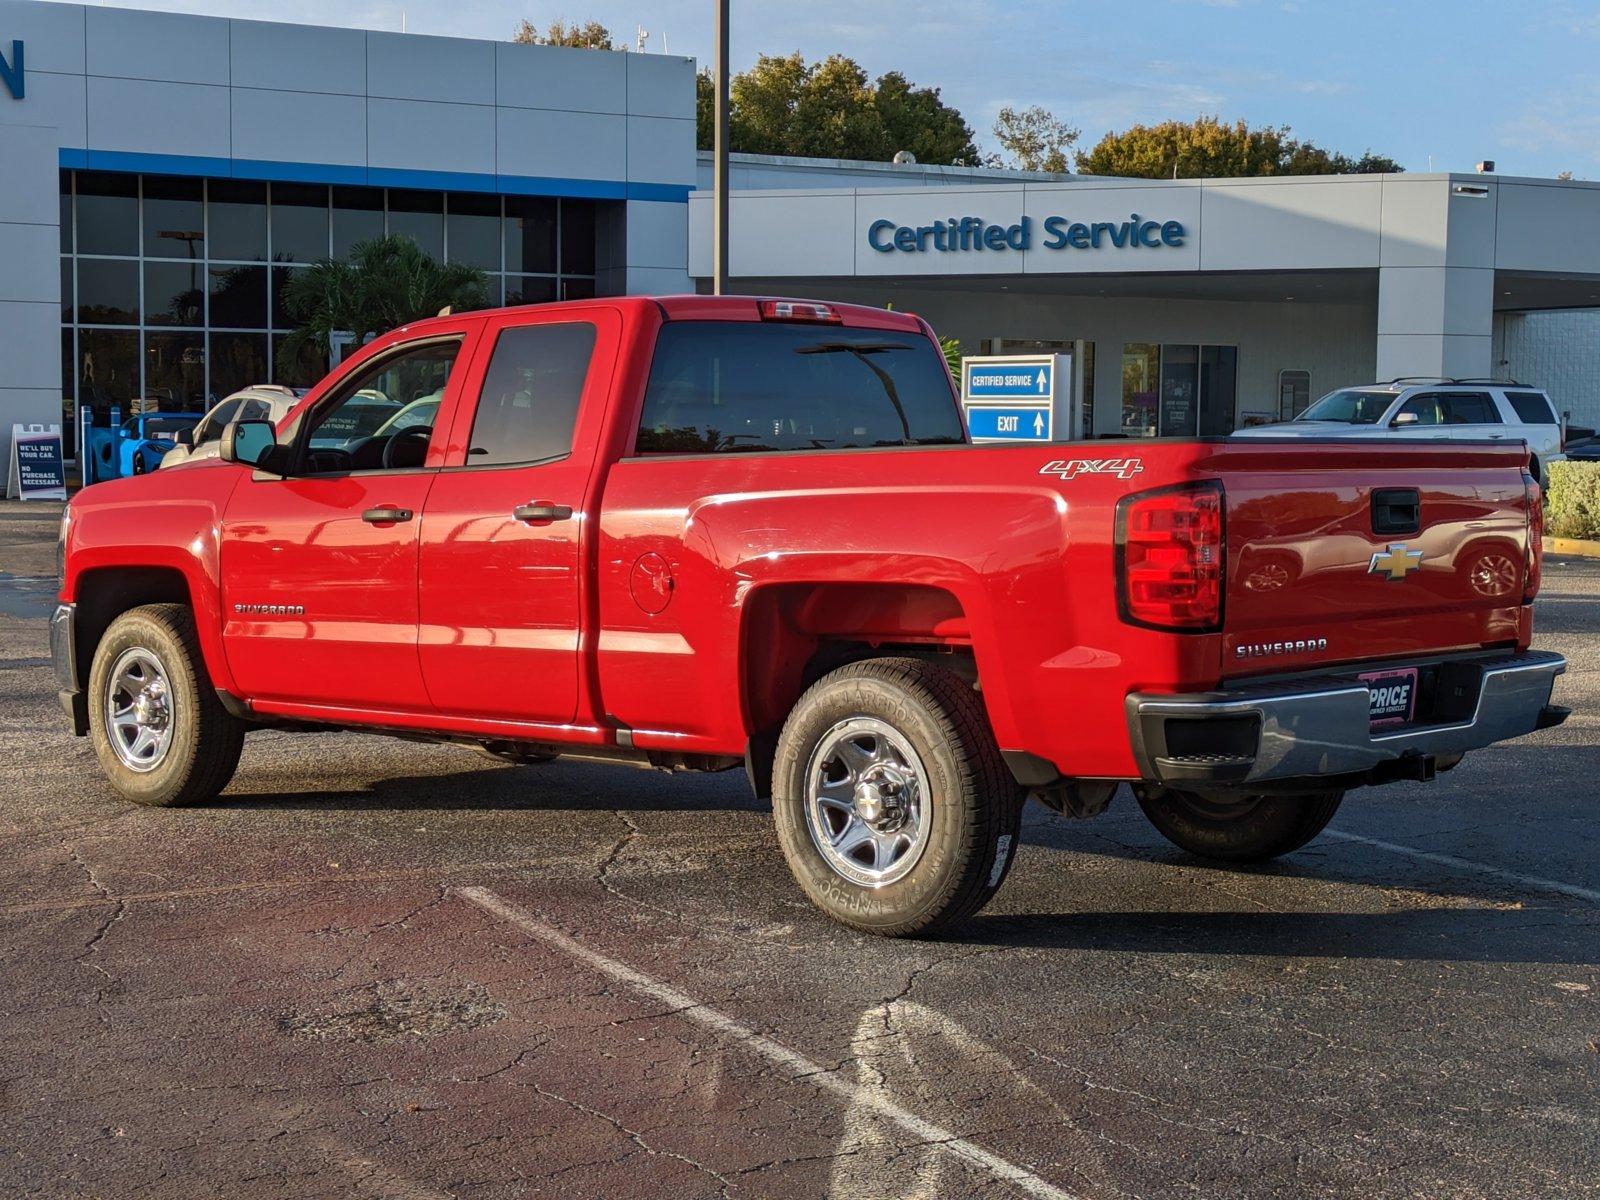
[{"x1": 2, "y1": 499, "x2": 1597, "y2": 1199}]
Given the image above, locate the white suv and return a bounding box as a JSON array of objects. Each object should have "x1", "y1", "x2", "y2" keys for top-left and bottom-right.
[
  {"x1": 1235, "y1": 378, "x2": 1566, "y2": 484},
  {"x1": 159, "y1": 385, "x2": 302, "y2": 469}
]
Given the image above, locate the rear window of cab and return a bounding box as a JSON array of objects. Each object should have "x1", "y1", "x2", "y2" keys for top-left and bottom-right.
[{"x1": 634, "y1": 322, "x2": 965, "y2": 455}]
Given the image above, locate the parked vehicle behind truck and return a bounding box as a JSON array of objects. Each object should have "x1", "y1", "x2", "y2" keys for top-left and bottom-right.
[
  {"x1": 1235, "y1": 377, "x2": 1567, "y2": 486},
  {"x1": 53, "y1": 296, "x2": 1569, "y2": 936}
]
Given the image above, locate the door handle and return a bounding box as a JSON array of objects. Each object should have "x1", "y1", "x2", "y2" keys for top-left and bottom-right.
[
  {"x1": 513, "y1": 503, "x2": 574, "y2": 523},
  {"x1": 362, "y1": 506, "x2": 414, "y2": 524}
]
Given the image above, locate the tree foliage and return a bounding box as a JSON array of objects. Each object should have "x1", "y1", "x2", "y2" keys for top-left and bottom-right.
[
  {"x1": 991, "y1": 105, "x2": 1078, "y2": 173},
  {"x1": 1075, "y1": 116, "x2": 1402, "y2": 178},
  {"x1": 276, "y1": 236, "x2": 490, "y2": 380},
  {"x1": 512, "y1": 19, "x2": 618, "y2": 49},
  {"x1": 695, "y1": 53, "x2": 980, "y2": 165}
]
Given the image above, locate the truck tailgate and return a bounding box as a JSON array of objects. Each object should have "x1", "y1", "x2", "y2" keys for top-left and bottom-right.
[{"x1": 1211, "y1": 440, "x2": 1535, "y2": 678}]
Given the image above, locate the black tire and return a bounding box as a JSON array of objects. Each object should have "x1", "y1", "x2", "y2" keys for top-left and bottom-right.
[
  {"x1": 87, "y1": 604, "x2": 245, "y2": 807},
  {"x1": 1135, "y1": 786, "x2": 1342, "y2": 862},
  {"x1": 771, "y1": 657, "x2": 1023, "y2": 937}
]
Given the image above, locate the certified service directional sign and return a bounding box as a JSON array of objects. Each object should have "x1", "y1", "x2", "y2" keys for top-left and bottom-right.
[
  {"x1": 966, "y1": 406, "x2": 1051, "y2": 441},
  {"x1": 965, "y1": 361, "x2": 1051, "y2": 399},
  {"x1": 961, "y1": 354, "x2": 1063, "y2": 444}
]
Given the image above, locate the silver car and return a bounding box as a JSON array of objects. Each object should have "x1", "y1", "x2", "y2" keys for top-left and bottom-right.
[
  {"x1": 159, "y1": 386, "x2": 303, "y2": 469},
  {"x1": 1234, "y1": 378, "x2": 1567, "y2": 485}
]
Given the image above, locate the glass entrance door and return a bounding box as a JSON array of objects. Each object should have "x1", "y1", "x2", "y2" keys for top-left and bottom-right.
[
  {"x1": 1140, "y1": 343, "x2": 1238, "y2": 437},
  {"x1": 1198, "y1": 345, "x2": 1238, "y2": 436}
]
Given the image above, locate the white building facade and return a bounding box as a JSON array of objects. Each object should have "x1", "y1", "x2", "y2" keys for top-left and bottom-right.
[
  {"x1": 4, "y1": 0, "x2": 1600, "y2": 467},
  {"x1": 688, "y1": 164, "x2": 1600, "y2": 436}
]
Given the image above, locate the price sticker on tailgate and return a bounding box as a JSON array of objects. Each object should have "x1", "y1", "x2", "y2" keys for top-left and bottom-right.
[{"x1": 1360, "y1": 666, "x2": 1418, "y2": 728}]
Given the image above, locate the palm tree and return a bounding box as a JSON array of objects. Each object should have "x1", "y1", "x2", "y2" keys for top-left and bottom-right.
[{"x1": 276, "y1": 235, "x2": 491, "y2": 380}]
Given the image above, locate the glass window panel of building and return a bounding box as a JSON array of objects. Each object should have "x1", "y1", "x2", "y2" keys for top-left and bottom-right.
[{"x1": 60, "y1": 172, "x2": 603, "y2": 436}]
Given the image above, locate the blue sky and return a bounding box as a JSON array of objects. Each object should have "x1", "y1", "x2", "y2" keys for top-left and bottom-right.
[{"x1": 45, "y1": 0, "x2": 1600, "y2": 177}]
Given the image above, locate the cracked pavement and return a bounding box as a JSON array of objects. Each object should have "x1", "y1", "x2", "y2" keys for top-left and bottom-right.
[{"x1": 1, "y1": 501, "x2": 1598, "y2": 1198}]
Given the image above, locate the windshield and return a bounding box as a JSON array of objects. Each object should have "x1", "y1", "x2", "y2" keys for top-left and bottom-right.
[
  {"x1": 1297, "y1": 389, "x2": 1396, "y2": 425},
  {"x1": 635, "y1": 322, "x2": 965, "y2": 454}
]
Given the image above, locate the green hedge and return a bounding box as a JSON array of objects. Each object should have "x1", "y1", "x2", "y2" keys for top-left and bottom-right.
[{"x1": 1546, "y1": 459, "x2": 1600, "y2": 540}]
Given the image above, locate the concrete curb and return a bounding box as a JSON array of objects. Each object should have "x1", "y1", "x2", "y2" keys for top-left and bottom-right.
[{"x1": 1545, "y1": 535, "x2": 1600, "y2": 558}]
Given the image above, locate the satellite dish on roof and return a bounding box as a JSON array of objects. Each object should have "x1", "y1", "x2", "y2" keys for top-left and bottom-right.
[{"x1": 893, "y1": 150, "x2": 917, "y2": 165}]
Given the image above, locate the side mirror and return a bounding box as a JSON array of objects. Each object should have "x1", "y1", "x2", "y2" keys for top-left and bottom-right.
[
  {"x1": 173, "y1": 428, "x2": 195, "y2": 448},
  {"x1": 1391, "y1": 411, "x2": 1419, "y2": 427},
  {"x1": 221, "y1": 420, "x2": 287, "y2": 474}
]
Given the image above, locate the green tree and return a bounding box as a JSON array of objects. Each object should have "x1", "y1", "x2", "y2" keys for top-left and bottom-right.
[
  {"x1": 695, "y1": 53, "x2": 979, "y2": 165},
  {"x1": 873, "y1": 71, "x2": 981, "y2": 166},
  {"x1": 512, "y1": 19, "x2": 618, "y2": 49},
  {"x1": 276, "y1": 235, "x2": 490, "y2": 380},
  {"x1": 1075, "y1": 116, "x2": 1403, "y2": 178},
  {"x1": 991, "y1": 104, "x2": 1078, "y2": 173}
]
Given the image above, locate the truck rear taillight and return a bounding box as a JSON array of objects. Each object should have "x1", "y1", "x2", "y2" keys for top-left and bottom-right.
[
  {"x1": 758, "y1": 300, "x2": 842, "y2": 324},
  {"x1": 1115, "y1": 482, "x2": 1225, "y2": 632},
  {"x1": 1525, "y1": 473, "x2": 1544, "y2": 604}
]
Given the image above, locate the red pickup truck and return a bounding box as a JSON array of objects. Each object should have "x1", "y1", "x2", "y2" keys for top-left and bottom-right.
[{"x1": 52, "y1": 295, "x2": 1568, "y2": 936}]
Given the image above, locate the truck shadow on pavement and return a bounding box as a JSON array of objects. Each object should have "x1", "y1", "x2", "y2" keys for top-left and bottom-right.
[
  {"x1": 215, "y1": 758, "x2": 767, "y2": 815},
  {"x1": 958, "y1": 906, "x2": 1600, "y2": 964}
]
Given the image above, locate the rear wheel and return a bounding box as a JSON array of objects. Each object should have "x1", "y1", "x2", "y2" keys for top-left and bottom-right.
[
  {"x1": 772, "y1": 657, "x2": 1023, "y2": 937},
  {"x1": 87, "y1": 604, "x2": 245, "y2": 807},
  {"x1": 1135, "y1": 786, "x2": 1342, "y2": 862}
]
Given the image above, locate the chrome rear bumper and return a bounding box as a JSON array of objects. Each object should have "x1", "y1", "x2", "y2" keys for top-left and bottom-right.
[{"x1": 1127, "y1": 650, "x2": 1567, "y2": 790}]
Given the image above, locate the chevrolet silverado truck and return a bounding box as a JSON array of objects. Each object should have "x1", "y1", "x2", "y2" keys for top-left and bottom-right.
[{"x1": 52, "y1": 296, "x2": 1569, "y2": 936}]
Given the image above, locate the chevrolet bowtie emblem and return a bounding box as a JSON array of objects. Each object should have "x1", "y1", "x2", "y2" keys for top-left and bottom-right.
[{"x1": 1369, "y1": 542, "x2": 1424, "y2": 581}]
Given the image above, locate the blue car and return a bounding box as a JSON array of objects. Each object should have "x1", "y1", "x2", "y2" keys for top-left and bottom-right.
[{"x1": 85, "y1": 412, "x2": 205, "y2": 483}]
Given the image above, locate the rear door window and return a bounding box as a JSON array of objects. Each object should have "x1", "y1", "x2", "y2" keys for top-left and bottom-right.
[
  {"x1": 465, "y1": 321, "x2": 597, "y2": 467},
  {"x1": 1440, "y1": 391, "x2": 1501, "y2": 424},
  {"x1": 634, "y1": 322, "x2": 964, "y2": 454},
  {"x1": 1505, "y1": 390, "x2": 1558, "y2": 425}
]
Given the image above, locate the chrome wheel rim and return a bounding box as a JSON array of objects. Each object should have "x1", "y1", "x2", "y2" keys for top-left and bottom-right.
[
  {"x1": 106, "y1": 647, "x2": 175, "y2": 773},
  {"x1": 805, "y1": 717, "x2": 932, "y2": 888}
]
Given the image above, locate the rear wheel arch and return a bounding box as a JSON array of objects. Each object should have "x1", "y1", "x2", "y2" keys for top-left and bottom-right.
[{"x1": 738, "y1": 581, "x2": 988, "y2": 799}]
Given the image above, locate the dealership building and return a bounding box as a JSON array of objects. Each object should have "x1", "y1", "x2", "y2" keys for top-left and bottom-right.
[{"x1": 4, "y1": 0, "x2": 1600, "y2": 466}]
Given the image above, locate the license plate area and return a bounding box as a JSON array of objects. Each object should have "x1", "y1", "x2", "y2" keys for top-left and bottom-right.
[{"x1": 1360, "y1": 666, "x2": 1419, "y2": 729}]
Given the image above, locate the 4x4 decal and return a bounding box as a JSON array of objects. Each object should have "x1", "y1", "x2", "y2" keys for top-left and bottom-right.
[{"x1": 1039, "y1": 457, "x2": 1145, "y2": 481}]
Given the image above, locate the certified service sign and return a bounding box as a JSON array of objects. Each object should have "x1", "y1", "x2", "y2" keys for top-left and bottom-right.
[{"x1": 961, "y1": 355, "x2": 1063, "y2": 443}]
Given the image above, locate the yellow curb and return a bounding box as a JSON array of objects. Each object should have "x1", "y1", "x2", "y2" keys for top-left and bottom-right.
[{"x1": 1545, "y1": 536, "x2": 1600, "y2": 558}]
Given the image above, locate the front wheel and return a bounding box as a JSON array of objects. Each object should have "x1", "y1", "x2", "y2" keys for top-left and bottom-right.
[
  {"x1": 772, "y1": 657, "x2": 1023, "y2": 937},
  {"x1": 87, "y1": 604, "x2": 245, "y2": 806},
  {"x1": 1135, "y1": 786, "x2": 1342, "y2": 862}
]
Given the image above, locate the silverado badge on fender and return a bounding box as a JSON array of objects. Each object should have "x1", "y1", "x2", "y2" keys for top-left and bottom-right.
[{"x1": 1368, "y1": 543, "x2": 1424, "y2": 582}]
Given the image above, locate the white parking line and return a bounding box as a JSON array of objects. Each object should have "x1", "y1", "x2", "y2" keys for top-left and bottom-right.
[
  {"x1": 1324, "y1": 829, "x2": 1600, "y2": 906},
  {"x1": 457, "y1": 886, "x2": 1078, "y2": 1200}
]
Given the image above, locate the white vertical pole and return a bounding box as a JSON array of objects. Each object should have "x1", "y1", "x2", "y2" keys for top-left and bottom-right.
[{"x1": 712, "y1": 0, "x2": 730, "y2": 295}]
